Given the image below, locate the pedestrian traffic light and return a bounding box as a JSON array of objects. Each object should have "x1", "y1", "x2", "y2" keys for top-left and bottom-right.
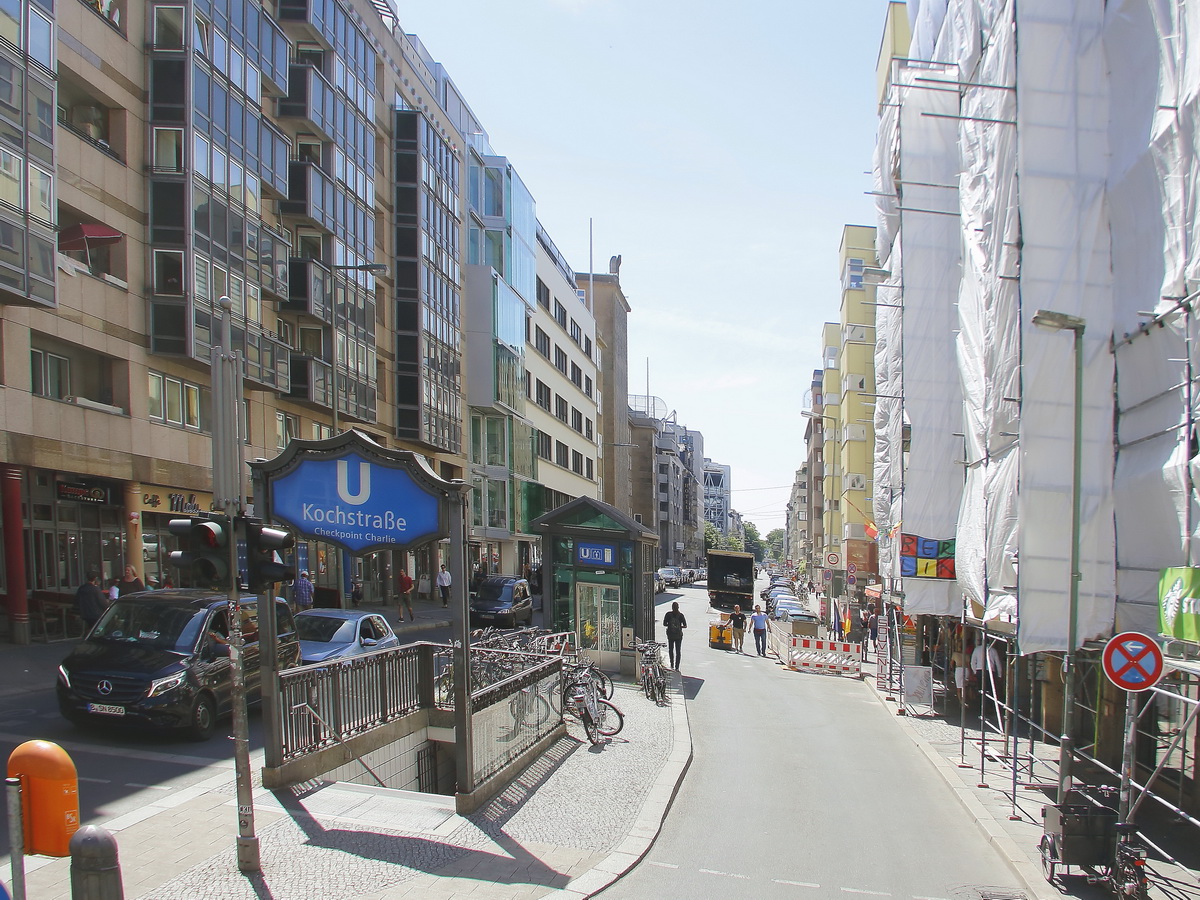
[
  {"x1": 167, "y1": 516, "x2": 231, "y2": 588},
  {"x1": 243, "y1": 518, "x2": 296, "y2": 594}
]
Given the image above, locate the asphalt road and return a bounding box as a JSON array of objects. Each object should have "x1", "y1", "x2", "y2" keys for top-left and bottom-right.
[{"x1": 602, "y1": 579, "x2": 1030, "y2": 900}]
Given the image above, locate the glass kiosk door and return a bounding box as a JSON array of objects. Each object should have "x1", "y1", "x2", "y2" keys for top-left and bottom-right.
[{"x1": 577, "y1": 582, "x2": 622, "y2": 670}]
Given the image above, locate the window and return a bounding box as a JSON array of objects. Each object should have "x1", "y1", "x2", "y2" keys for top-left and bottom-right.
[
  {"x1": 584, "y1": 336, "x2": 592, "y2": 359},
  {"x1": 553, "y1": 346, "x2": 567, "y2": 374},
  {"x1": 537, "y1": 431, "x2": 552, "y2": 460},
  {"x1": 536, "y1": 277, "x2": 550, "y2": 310},
  {"x1": 585, "y1": 418, "x2": 593, "y2": 440},
  {"x1": 555, "y1": 440, "x2": 569, "y2": 467},
  {"x1": 555, "y1": 395, "x2": 568, "y2": 422},
  {"x1": 585, "y1": 458, "x2": 593, "y2": 480},
  {"x1": 584, "y1": 375, "x2": 593, "y2": 398},
  {"x1": 148, "y1": 371, "x2": 203, "y2": 429},
  {"x1": 30, "y1": 348, "x2": 69, "y2": 399},
  {"x1": 554, "y1": 300, "x2": 566, "y2": 329},
  {"x1": 153, "y1": 249, "x2": 184, "y2": 294},
  {"x1": 571, "y1": 450, "x2": 583, "y2": 474},
  {"x1": 534, "y1": 326, "x2": 549, "y2": 357},
  {"x1": 275, "y1": 411, "x2": 297, "y2": 448},
  {"x1": 571, "y1": 407, "x2": 583, "y2": 433},
  {"x1": 154, "y1": 7, "x2": 186, "y2": 49},
  {"x1": 535, "y1": 380, "x2": 551, "y2": 411},
  {"x1": 843, "y1": 257, "x2": 865, "y2": 291},
  {"x1": 569, "y1": 319, "x2": 581, "y2": 344}
]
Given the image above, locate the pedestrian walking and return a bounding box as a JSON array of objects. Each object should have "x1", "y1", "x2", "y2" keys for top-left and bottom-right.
[
  {"x1": 728, "y1": 604, "x2": 747, "y2": 653},
  {"x1": 398, "y1": 569, "x2": 415, "y2": 622},
  {"x1": 350, "y1": 580, "x2": 363, "y2": 607},
  {"x1": 867, "y1": 607, "x2": 879, "y2": 654},
  {"x1": 107, "y1": 577, "x2": 120, "y2": 603},
  {"x1": 74, "y1": 570, "x2": 106, "y2": 629},
  {"x1": 750, "y1": 604, "x2": 770, "y2": 657},
  {"x1": 663, "y1": 601, "x2": 687, "y2": 670},
  {"x1": 293, "y1": 570, "x2": 315, "y2": 611},
  {"x1": 436, "y1": 564, "x2": 451, "y2": 608}
]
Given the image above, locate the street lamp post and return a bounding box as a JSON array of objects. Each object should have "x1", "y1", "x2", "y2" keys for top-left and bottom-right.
[{"x1": 1032, "y1": 308, "x2": 1086, "y2": 804}]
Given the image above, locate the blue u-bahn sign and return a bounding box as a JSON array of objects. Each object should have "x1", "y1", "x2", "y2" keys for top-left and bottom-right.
[{"x1": 251, "y1": 430, "x2": 459, "y2": 555}]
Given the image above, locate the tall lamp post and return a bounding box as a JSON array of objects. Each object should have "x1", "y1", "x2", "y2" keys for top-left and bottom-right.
[{"x1": 1031, "y1": 308, "x2": 1086, "y2": 804}]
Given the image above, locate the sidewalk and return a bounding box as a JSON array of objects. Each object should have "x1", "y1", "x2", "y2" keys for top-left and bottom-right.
[
  {"x1": 848, "y1": 650, "x2": 1200, "y2": 900},
  {"x1": 5, "y1": 674, "x2": 692, "y2": 900}
]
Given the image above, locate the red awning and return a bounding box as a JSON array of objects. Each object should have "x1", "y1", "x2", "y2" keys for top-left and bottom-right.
[{"x1": 58, "y1": 223, "x2": 123, "y2": 252}]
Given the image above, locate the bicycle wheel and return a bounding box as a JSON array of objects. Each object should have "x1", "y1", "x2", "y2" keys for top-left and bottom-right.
[
  {"x1": 1110, "y1": 857, "x2": 1148, "y2": 900},
  {"x1": 510, "y1": 688, "x2": 552, "y2": 728},
  {"x1": 434, "y1": 671, "x2": 453, "y2": 706},
  {"x1": 596, "y1": 699, "x2": 624, "y2": 736},
  {"x1": 595, "y1": 669, "x2": 614, "y2": 699},
  {"x1": 581, "y1": 708, "x2": 603, "y2": 746},
  {"x1": 653, "y1": 669, "x2": 667, "y2": 704}
]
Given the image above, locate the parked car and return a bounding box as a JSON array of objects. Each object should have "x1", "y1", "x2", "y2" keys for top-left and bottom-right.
[
  {"x1": 469, "y1": 575, "x2": 534, "y2": 628},
  {"x1": 658, "y1": 567, "x2": 681, "y2": 588},
  {"x1": 295, "y1": 609, "x2": 400, "y2": 664},
  {"x1": 772, "y1": 599, "x2": 808, "y2": 620},
  {"x1": 56, "y1": 590, "x2": 299, "y2": 741}
]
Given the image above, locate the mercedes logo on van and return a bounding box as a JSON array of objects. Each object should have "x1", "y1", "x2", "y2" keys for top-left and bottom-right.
[{"x1": 97, "y1": 679, "x2": 113, "y2": 695}]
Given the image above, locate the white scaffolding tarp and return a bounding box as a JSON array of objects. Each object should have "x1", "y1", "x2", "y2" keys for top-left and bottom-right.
[{"x1": 873, "y1": 59, "x2": 964, "y2": 617}]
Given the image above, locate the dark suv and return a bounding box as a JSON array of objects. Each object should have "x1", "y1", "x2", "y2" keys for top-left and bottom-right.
[
  {"x1": 469, "y1": 576, "x2": 533, "y2": 628},
  {"x1": 56, "y1": 590, "x2": 300, "y2": 741}
]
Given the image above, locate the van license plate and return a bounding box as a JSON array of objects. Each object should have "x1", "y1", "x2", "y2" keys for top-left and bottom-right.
[{"x1": 87, "y1": 703, "x2": 125, "y2": 716}]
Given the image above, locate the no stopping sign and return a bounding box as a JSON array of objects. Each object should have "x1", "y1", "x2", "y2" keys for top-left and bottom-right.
[{"x1": 1102, "y1": 632, "x2": 1164, "y2": 692}]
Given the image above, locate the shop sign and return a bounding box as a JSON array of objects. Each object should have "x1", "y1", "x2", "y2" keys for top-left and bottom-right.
[
  {"x1": 1158, "y1": 567, "x2": 1200, "y2": 643},
  {"x1": 137, "y1": 488, "x2": 214, "y2": 515},
  {"x1": 56, "y1": 481, "x2": 111, "y2": 504},
  {"x1": 576, "y1": 541, "x2": 617, "y2": 567}
]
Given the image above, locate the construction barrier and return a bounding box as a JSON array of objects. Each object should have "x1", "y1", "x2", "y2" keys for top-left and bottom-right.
[{"x1": 768, "y1": 622, "x2": 862, "y2": 677}]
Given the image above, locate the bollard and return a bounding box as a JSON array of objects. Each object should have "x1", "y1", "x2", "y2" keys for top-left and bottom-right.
[{"x1": 69, "y1": 825, "x2": 123, "y2": 900}]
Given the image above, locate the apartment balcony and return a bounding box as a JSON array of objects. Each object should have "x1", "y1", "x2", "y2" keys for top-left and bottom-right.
[
  {"x1": 275, "y1": 0, "x2": 334, "y2": 49},
  {"x1": 288, "y1": 353, "x2": 333, "y2": 409},
  {"x1": 279, "y1": 160, "x2": 336, "y2": 233},
  {"x1": 277, "y1": 64, "x2": 336, "y2": 142},
  {"x1": 283, "y1": 257, "x2": 333, "y2": 323}
]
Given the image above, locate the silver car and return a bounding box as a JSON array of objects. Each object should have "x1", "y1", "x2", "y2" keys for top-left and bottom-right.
[{"x1": 295, "y1": 609, "x2": 400, "y2": 664}]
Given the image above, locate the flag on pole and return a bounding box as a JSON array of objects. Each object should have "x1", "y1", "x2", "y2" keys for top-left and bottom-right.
[{"x1": 864, "y1": 521, "x2": 879, "y2": 540}]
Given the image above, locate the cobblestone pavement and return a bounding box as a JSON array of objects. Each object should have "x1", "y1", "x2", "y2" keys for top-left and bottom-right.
[{"x1": 9, "y1": 678, "x2": 690, "y2": 900}]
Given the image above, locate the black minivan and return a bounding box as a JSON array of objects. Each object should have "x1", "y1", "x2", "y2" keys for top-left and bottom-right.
[{"x1": 56, "y1": 590, "x2": 300, "y2": 740}]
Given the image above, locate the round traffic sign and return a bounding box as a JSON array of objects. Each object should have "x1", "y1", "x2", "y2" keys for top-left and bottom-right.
[
  {"x1": 847, "y1": 563, "x2": 857, "y2": 575},
  {"x1": 1102, "y1": 632, "x2": 1165, "y2": 692},
  {"x1": 825, "y1": 552, "x2": 841, "y2": 568},
  {"x1": 847, "y1": 574, "x2": 857, "y2": 586},
  {"x1": 823, "y1": 570, "x2": 833, "y2": 581}
]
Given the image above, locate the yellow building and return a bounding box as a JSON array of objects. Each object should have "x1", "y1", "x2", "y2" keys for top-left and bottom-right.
[{"x1": 819, "y1": 226, "x2": 878, "y2": 595}]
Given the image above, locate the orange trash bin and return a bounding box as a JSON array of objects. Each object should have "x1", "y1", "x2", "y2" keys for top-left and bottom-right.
[{"x1": 7, "y1": 739, "x2": 80, "y2": 857}]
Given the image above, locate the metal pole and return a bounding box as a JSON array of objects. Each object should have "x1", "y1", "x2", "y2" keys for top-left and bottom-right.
[
  {"x1": 6, "y1": 776, "x2": 25, "y2": 900},
  {"x1": 1057, "y1": 323, "x2": 1085, "y2": 804},
  {"x1": 212, "y1": 296, "x2": 258, "y2": 873},
  {"x1": 451, "y1": 485, "x2": 473, "y2": 797},
  {"x1": 1118, "y1": 689, "x2": 1137, "y2": 823}
]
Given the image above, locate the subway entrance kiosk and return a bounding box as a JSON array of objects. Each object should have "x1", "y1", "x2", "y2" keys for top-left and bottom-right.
[{"x1": 531, "y1": 497, "x2": 658, "y2": 675}]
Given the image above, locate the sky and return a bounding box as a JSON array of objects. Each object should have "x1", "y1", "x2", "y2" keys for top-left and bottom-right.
[{"x1": 396, "y1": 0, "x2": 887, "y2": 536}]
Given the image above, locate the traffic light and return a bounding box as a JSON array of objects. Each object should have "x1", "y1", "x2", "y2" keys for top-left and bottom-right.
[
  {"x1": 243, "y1": 518, "x2": 296, "y2": 594},
  {"x1": 167, "y1": 516, "x2": 232, "y2": 588}
]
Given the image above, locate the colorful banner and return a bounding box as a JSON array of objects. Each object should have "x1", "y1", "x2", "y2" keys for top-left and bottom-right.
[
  {"x1": 1159, "y1": 567, "x2": 1200, "y2": 642},
  {"x1": 899, "y1": 533, "x2": 956, "y2": 579}
]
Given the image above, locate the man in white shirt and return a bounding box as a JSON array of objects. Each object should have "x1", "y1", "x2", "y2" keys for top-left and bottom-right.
[
  {"x1": 436, "y1": 564, "x2": 452, "y2": 608},
  {"x1": 749, "y1": 605, "x2": 770, "y2": 657}
]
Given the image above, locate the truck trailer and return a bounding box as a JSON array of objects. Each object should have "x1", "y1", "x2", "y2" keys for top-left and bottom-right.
[{"x1": 706, "y1": 550, "x2": 756, "y2": 610}]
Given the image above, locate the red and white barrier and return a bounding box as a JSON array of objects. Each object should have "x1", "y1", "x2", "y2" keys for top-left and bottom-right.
[{"x1": 768, "y1": 623, "x2": 862, "y2": 676}]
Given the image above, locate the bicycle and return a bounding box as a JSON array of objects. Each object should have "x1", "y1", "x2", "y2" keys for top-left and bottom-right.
[
  {"x1": 563, "y1": 666, "x2": 623, "y2": 745},
  {"x1": 629, "y1": 639, "x2": 667, "y2": 705}
]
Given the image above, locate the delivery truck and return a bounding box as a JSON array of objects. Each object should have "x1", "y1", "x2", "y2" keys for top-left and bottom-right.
[{"x1": 706, "y1": 550, "x2": 756, "y2": 610}]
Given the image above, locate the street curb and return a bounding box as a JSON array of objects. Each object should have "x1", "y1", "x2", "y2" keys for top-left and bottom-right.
[
  {"x1": 393, "y1": 618, "x2": 453, "y2": 635},
  {"x1": 863, "y1": 677, "x2": 1056, "y2": 900},
  {"x1": 537, "y1": 672, "x2": 694, "y2": 899}
]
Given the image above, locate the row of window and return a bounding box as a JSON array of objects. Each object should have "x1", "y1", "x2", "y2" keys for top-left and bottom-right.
[
  {"x1": 534, "y1": 432, "x2": 594, "y2": 479},
  {"x1": 531, "y1": 378, "x2": 593, "y2": 438},
  {"x1": 531, "y1": 326, "x2": 593, "y2": 397},
  {"x1": 536, "y1": 276, "x2": 593, "y2": 359}
]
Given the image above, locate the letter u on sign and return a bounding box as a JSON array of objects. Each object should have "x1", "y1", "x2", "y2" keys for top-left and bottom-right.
[{"x1": 337, "y1": 461, "x2": 370, "y2": 505}]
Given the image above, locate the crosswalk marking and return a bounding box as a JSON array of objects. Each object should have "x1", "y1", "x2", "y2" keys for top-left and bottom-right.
[{"x1": 774, "y1": 879, "x2": 820, "y2": 887}]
